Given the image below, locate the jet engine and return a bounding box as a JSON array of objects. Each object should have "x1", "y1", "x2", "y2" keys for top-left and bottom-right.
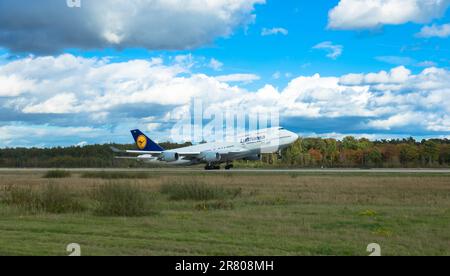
[
  {"x1": 162, "y1": 152, "x2": 179, "y2": 162},
  {"x1": 202, "y1": 152, "x2": 221, "y2": 162}
]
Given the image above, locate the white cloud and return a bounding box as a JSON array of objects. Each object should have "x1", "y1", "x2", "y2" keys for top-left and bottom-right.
[
  {"x1": 0, "y1": 124, "x2": 104, "y2": 147},
  {"x1": 23, "y1": 93, "x2": 78, "y2": 114},
  {"x1": 367, "y1": 112, "x2": 423, "y2": 130},
  {"x1": 376, "y1": 56, "x2": 437, "y2": 68},
  {"x1": 427, "y1": 115, "x2": 450, "y2": 131},
  {"x1": 328, "y1": 0, "x2": 450, "y2": 30},
  {"x1": 173, "y1": 54, "x2": 195, "y2": 69},
  {"x1": 1, "y1": 55, "x2": 450, "y2": 146},
  {"x1": 417, "y1": 23, "x2": 450, "y2": 38},
  {"x1": 208, "y1": 58, "x2": 224, "y2": 71},
  {"x1": 0, "y1": 0, "x2": 265, "y2": 53},
  {"x1": 261, "y1": 27, "x2": 289, "y2": 36},
  {"x1": 76, "y1": 141, "x2": 88, "y2": 147},
  {"x1": 146, "y1": 123, "x2": 162, "y2": 132},
  {"x1": 300, "y1": 132, "x2": 419, "y2": 141},
  {"x1": 272, "y1": 71, "x2": 281, "y2": 79},
  {"x1": 340, "y1": 66, "x2": 412, "y2": 85},
  {"x1": 272, "y1": 71, "x2": 292, "y2": 79},
  {"x1": 313, "y1": 41, "x2": 343, "y2": 59},
  {"x1": 215, "y1": 73, "x2": 260, "y2": 83},
  {"x1": 0, "y1": 75, "x2": 35, "y2": 97}
]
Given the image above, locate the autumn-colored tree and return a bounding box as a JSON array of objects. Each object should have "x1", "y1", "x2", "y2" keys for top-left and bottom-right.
[
  {"x1": 399, "y1": 143, "x2": 419, "y2": 165},
  {"x1": 380, "y1": 144, "x2": 401, "y2": 167},
  {"x1": 2, "y1": 137, "x2": 450, "y2": 169},
  {"x1": 308, "y1": 149, "x2": 323, "y2": 165}
]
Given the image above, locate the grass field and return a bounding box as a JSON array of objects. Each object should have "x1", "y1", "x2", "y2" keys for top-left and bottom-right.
[{"x1": 0, "y1": 170, "x2": 449, "y2": 256}]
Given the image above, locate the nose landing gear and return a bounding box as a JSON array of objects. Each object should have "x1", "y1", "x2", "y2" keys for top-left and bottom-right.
[{"x1": 277, "y1": 150, "x2": 283, "y2": 160}]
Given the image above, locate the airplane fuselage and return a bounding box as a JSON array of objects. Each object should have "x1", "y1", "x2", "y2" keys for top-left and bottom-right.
[{"x1": 137, "y1": 128, "x2": 298, "y2": 166}]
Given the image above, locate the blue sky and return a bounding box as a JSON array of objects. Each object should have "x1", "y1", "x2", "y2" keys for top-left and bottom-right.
[{"x1": 1, "y1": 0, "x2": 450, "y2": 147}]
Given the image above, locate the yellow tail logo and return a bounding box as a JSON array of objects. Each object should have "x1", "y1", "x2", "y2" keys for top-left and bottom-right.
[{"x1": 136, "y1": 135, "x2": 147, "y2": 150}]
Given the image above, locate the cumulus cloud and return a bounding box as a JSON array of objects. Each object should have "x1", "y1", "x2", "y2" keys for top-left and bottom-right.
[
  {"x1": 1, "y1": 54, "x2": 450, "y2": 147},
  {"x1": 23, "y1": 93, "x2": 78, "y2": 114},
  {"x1": 328, "y1": 0, "x2": 450, "y2": 30},
  {"x1": 340, "y1": 66, "x2": 412, "y2": 85},
  {"x1": 0, "y1": 0, "x2": 264, "y2": 54},
  {"x1": 215, "y1": 73, "x2": 260, "y2": 83},
  {"x1": 313, "y1": 41, "x2": 343, "y2": 59},
  {"x1": 366, "y1": 112, "x2": 424, "y2": 130},
  {"x1": 417, "y1": 23, "x2": 450, "y2": 38},
  {"x1": 0, "y1": 54, "x2": 254, "y2": 128},
  {"x1": 261, "y1": 27, "x2": 289, "y2": 36},
  {"x1": 0, "y1": 74, "x2": 35, "y2": 96}
]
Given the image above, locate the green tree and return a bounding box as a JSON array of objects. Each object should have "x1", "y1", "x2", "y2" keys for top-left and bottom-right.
[
  {"x1": 358, "y1": 138, "x2": 373, "y2": 151},
  {"x1": 323, "y1": 139, "x2": 337, "y2": 167},
  {"x1": 423, "y1": 141, "x2": 440, "y2": 165},
  {"x1": 342, "y1": 136, "x2": 359, "y2": 150},
  {"x1": 439, "y1": 145, "x2": 450, "y2": 165},
  {"x1": 283, "y1": 139, "x2": 303, "y2": 166},
  {"x1": 367, "y1": 147, "x2": 383, "y2": 167}
]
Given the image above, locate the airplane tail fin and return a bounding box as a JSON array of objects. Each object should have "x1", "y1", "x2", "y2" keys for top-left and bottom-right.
[{"x1": 130, "y1": 129, "x2": 165, "y2": 151}]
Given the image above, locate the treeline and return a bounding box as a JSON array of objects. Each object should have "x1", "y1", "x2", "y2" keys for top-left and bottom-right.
[
  {"x1": 0, "y1": 142, "x2": 192, "y2": 168},
  {"x1": 256, "y1": 137, "x2": 450, "y2": 168},
  {"x1": 1, "y1": 137, "x2": 450, "y2": 168}
]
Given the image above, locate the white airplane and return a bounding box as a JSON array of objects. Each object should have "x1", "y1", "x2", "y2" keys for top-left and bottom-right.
[{"x1": 113, "y1": 127, "x2": 298, "y2": 170}]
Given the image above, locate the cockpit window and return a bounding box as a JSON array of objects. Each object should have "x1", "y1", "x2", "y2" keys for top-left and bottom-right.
[{"x1": 279, "y1": 127, "x2": 285, "y2": 130}]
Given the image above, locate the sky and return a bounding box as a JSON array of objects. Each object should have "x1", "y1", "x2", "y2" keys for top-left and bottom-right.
[{"x1": 1, "y1": 0, "x2": 450, "y2": 147}]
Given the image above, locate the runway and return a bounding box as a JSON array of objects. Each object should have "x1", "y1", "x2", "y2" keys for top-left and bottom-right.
[{"x1": 1, "y1": 168, "x2": 450, "y2": 174}]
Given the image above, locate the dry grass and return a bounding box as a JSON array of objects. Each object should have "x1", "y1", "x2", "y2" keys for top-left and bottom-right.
[
  {"x1": 2, "y1": 183, "x2": 85, "y2": 214},
  {"x1": 0, "y1": 171, "x2": 449, "y2": 255},
  {"x1": 160, "y1": 178, "x2": 242, "y2": 201}
]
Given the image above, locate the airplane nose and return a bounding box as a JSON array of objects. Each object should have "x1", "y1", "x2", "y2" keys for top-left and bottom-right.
[{"x1": 291, "y1": 132, "x2": 299, "y2": 142}]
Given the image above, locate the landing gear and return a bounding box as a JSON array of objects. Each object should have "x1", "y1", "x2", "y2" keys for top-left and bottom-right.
[
  {"x1": 205, "y1": 164, "x2": 221, "y2": 170},
  {"x1": 277, "y1": 150, "x2": 283, "y2": 160},
  {"x1": 204, "y1": 162, "x2": 233, "y2": 170}
]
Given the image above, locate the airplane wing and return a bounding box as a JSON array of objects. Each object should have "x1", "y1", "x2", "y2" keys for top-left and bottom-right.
[
  {"x1": 111, "y1": 147, "x2": 200, "y2": 157},
  {"x1": 121, "y1": 150, "x2": 164, "y2": 155},
  {"x1": 123, "y1": 150, "x2": 201, "y2": 156},
  {"x1": 112, "y1": 146, "x2": 252, "y2": 160},
  {"x1": 219, "y1": 148, "x2": 252, "y2": 159}
]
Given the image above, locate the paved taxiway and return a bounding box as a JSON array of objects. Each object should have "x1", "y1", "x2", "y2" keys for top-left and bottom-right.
[{"x1": 1, "y1": 168, "x2": 450, "y2": 174}]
